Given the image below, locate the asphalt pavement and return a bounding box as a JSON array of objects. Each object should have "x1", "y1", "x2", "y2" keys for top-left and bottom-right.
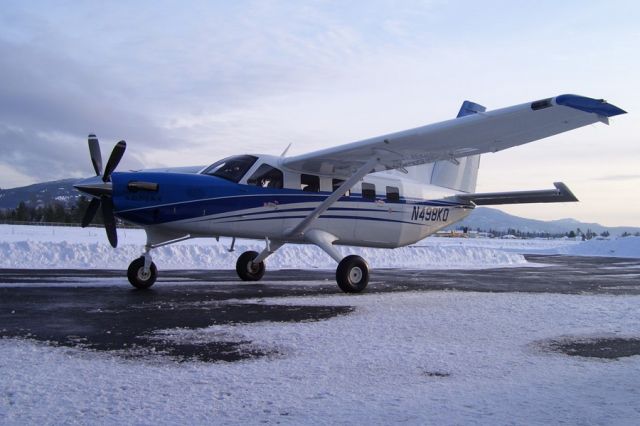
[{"x1": 1, "y1": 254, "x2": 639, "y2": 361}]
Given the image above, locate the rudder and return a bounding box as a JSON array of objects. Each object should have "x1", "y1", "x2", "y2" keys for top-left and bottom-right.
[{"x1": 429, "y1": 100, "x2": 485, "y2": 193}]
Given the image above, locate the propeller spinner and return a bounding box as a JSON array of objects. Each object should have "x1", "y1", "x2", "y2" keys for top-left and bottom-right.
[{"x1": 74, "y1": 134, "x2": 126, "y2": 248}]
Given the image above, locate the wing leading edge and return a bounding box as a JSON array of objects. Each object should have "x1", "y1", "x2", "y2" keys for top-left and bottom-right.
[{"x1": 282, "y1": 94, "x2": 625, "y2": 179}]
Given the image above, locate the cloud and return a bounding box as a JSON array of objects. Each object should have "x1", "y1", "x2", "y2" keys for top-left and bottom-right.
[{"x1": 0, "y1": 1, "x2": 638, "y2": 227}]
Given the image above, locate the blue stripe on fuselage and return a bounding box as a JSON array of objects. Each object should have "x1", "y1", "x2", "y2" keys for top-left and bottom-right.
[{"x1": 111, "y1": 171, "x2": 469, "y2": 226}]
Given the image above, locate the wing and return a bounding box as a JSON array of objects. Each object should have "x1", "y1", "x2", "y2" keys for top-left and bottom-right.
[
  {"x1": 282, "y1": 94, "x2": 625, "y2": 179},
  {"x1": 452, "y1": 182, "x2": 578, "y2": 205}
]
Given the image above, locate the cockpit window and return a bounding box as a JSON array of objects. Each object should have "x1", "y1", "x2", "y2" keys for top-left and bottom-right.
[{"x1": 201, "y1": 155, "x2": 258, "y2": 183}]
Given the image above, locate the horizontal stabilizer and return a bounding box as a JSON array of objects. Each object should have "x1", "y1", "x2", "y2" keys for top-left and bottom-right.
[{"x1": 453, "y1": 182, "x2": 578, "y2": 205}]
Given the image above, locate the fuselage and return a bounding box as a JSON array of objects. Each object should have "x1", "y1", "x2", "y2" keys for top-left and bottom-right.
[{"x1": 108, "y1": 154, "x2": 474, "y2": 248}]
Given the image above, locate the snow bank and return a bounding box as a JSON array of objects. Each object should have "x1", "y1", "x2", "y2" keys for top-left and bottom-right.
[
  {"x1": 544, "y1": 236, "x2": 640, "y2": 258},
  {"x1": 0, "y1": 225, "x2": 526, "y2": 269},
  {"x1": 2, "y1": 225, "x2": 638, "y2": 270}
]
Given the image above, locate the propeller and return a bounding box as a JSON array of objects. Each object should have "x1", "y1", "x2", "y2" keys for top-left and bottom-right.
[{"x1": 75, "y1": 134, "x2": 126, "y2": 248}]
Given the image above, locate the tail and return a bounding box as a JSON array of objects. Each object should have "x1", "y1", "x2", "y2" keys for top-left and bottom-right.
[{"x1": 406, "y1": 100, "x2": 485, "y2": 193}]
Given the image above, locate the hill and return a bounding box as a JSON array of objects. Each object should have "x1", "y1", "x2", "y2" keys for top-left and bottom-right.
[
  {"x1": 0, "y1": 179, "x2": 79, "y2": 210},
  {"x1": 449, "y1": 207, "x2": 640, "y2": 237}
]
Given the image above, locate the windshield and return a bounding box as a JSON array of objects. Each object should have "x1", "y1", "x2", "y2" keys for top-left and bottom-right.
[{"x1": 201, "y1": 155, "x2": 258, "y2": 183}]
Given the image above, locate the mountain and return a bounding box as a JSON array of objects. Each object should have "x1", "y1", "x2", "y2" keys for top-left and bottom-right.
[
  {"x1": 1, "y1": 179, "x2": 638, "y2": 236},
  {"x1": 448, "y1": 207, "x2": 640, "y2": 237},
  {"x1": 0, "y1": 179, "x2": 79, "y2": 210}
]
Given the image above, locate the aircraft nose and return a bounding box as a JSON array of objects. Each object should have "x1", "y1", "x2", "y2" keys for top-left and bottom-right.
[{"x1": 74, "y1": 176, "x2": 113, "y2": 197}]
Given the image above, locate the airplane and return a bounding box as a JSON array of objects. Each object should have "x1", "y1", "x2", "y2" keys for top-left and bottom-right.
[{"x1": 74, "y1": 94, "x2": 625, "y2": 293}]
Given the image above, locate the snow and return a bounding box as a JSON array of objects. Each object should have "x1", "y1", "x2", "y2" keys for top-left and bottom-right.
[
  {"x1": 1, "y1": 225, "x2": 639, "y2": 271},
  {"x1": 2, "y1": 225, "x2": 640, "y2": 422},
  {"x1": 542, "y1": 236, "x2": 640, "y2": 259},
  {"x1": 0, "y1": 225, "x2": 528, "y2": 270},
  {"x1": 2, "y1": 292, "x2": 640, "y2": 424}
]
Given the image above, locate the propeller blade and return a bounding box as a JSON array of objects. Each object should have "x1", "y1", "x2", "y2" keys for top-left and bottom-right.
[
  {"x1": 101, "y1": 196, "x2": 118, "y2": 248},
  {"x1": 81, "y1": 197, "x2": 101, "y2": 228},
  {"x1": 102, "y1": 140, "x2": 126, "y2": 182},
  {"x1": 88, "y1": 134, "x2": 103, "y2": 176}
]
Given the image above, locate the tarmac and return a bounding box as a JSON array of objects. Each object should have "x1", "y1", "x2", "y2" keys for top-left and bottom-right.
[{"x1": 2, "y1": 254, "x2": 640, "y2": 362}]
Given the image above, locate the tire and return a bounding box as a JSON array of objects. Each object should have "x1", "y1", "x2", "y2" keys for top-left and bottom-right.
[
  {"x1": 336, "y1": 255, "x2": 369, "y2": 293},
  {"x1": 127, "y1": 257, "x2": 158, "y2": 289},
  {"x1": 236, "y1": 251, "x2": 265, "y2": 281}
]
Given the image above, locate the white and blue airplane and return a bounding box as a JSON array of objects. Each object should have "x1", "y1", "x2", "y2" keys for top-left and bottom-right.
[{"x1": 74, "y1": 94, "x2": 625, "y2": 292}]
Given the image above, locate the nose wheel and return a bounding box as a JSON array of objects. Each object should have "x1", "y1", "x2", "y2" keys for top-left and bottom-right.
[{"x1": 127, "y1": 256, "x2": 158, "y2": 289}]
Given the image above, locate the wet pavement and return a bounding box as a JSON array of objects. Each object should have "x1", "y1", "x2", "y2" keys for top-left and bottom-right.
[{"x1": 1, "y1": 254, "x2": 640, "y2": 361}]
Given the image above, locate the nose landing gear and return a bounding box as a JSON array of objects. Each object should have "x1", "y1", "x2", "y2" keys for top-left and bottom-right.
[{"x1": 127, "y1": 252, "x2": 157, "y2": 289}]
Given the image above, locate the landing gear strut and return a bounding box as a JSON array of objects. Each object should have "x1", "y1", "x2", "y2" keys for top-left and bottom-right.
[
  {"x1": 127, "y1": 256, "x2": 157, "y2": 289},
  {"x1": 304, "y1": 230, "x2": 370, "y2": 294}
]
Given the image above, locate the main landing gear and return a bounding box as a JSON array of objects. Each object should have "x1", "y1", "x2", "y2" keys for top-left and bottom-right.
[
  {"x1": 233, "y1": 235, "x2": 371, "y2": 293},
  {"x1": 235, "y1": 250, "x2": 265, "y2": 281},
  {"x1": 335, "y1": 255, "x2": 369, "y2": 293}
]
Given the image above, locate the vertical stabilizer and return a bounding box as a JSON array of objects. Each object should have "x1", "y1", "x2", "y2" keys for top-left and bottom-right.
[{"x1": 428, "y1": 100, "x2": 485, "y2": 193}]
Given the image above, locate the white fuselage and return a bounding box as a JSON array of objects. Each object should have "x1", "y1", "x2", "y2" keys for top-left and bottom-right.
[{"x1": 143, "y1": 155, "x2": 474, "y2": 249}]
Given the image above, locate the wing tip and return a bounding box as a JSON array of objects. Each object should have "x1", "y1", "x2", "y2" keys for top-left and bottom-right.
[
  {"x1": 555, "y1": 94, "x2": 626, "y2": 117},
  {"x1": 553, "y1": 182, "x2": 579, "y2": 202}
]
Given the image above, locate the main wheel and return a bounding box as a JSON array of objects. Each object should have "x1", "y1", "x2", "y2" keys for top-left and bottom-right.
[
  {"x1": 127, "y1": 257, "x2": 158, "y2": 289},
  {"x1": 236, "y1": 250, "x2": 265, "y2": 281},
  {"x1": 336, "y1": 255, "x2": 369, "y2": 293}
]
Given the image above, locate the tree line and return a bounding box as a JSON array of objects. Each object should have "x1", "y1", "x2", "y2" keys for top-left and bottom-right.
[
  {"x1": 0, "y1": 197, "x2": 104, "y2": 225},
  {"x1": 458, "y1": 226, "x2": 638, "y2": 239}
]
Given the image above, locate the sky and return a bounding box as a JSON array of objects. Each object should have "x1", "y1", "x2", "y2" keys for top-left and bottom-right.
[{"x1": 0, "y1": 0, "x2": 638, "y2": 226}]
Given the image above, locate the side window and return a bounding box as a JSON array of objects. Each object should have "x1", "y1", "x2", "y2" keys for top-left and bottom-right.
[
  {"x1": 301, "y1": 174, "x2": 320, "y2": 192},
  {"x1": 386, "y1": 186, "x2": 400, "y2": 202},
  {"x1": 247, "y1": 164, "x2": 283, "y2": 189},
  {"x1": 332, "y1": 179, "x2": 350, "y2": 196},
  {"x1": 361, "y1": 182, "x2": 376, "y2": 200}
]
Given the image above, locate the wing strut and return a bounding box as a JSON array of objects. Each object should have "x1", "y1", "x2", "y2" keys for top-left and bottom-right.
[{"x1": 285, "y1": 156, "x2": 380, "y2": 238}]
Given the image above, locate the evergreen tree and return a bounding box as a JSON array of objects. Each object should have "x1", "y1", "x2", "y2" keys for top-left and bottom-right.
[{"x1": 15, "y1": 202, "x2": 29, "y2": 221}]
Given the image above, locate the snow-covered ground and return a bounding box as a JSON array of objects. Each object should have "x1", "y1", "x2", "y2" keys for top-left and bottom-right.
[
  {"x1": 1, "y1": 224, "x2": 638, "y2": 270},
  {"x1": 2, "y1": 292, "x2": 640, "y2": 424},
  {"x1": 2, "y1": 225, "x2": 640, "y2": 423}
]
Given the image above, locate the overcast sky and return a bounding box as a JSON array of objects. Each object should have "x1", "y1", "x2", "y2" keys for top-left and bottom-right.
[{"x1": 0, "y1": 0, "x2": 638, "y2": 226}]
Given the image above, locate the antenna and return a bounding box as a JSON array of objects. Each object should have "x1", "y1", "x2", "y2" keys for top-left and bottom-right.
[{"x1": 280, "y1": 143, "x2": 292, "y2": 157}]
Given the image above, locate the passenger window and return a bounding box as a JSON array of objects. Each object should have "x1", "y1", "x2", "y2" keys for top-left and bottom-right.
[
  {"x1": 332, "y1": 179, "x2": 350, "y2": 196},
  {"x1": 247, "y1": 164, "x2": 283, "y2": 189},
  {"x1": 361, "y1": 183, "x2": 376, "y2": 200},
  {"x1": 301, "y1": 174, "x2": 320, "y2": 192},
  {"x1": 386, "y1": 186, "x2": 400, "y2": 202}
]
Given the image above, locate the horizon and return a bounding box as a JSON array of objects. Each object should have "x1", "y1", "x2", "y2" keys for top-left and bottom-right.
[
  {"x1": 1, "y1": 176, "x2": 639, "y2": 230},
  {"x1": 1, "y1": 1, "x2": 637, "y2": 226}
]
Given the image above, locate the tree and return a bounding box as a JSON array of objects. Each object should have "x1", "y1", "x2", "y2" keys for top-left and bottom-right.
[{"x1": 15, "y1": 202, "x2": 29, "y2": 221}]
